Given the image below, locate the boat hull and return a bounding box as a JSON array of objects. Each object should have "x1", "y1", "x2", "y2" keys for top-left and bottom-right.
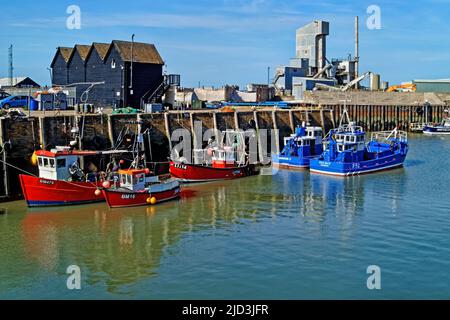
[
  {"x1": 272, "y1": 154, "x2": 318, "y2": 170},
  {"x1": 423, "y1": 126, "x2": 450, "y2": 135},
  {"x1": 19, "y1": 174, "x2": 104, "y2": 207},
  {"x1": 102, "y1": 182, "x2": 181, "y2": 208},
  {"x1": 169, "y1": 162, "x2": 256, "y2": 183},
  {"x1": 310, "y1": 154, "x2": 406, "y2": 176}
]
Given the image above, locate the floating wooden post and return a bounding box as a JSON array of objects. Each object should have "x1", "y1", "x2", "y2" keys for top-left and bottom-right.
[
  {"x1": 272, "y1": 110, "x2": 280, "y2": 154},
  {"x1": 38, "y1": 116, "x2": 46, "y2": 150},
  {"x1": 137, "y1": 113, "x2": 147, "y2": 163},
  {"x1": 190, "y1": 114, "x2": 201, "y2": 151},
  {"x1": 75, "y1": 115, "x2": 85, "y2": 168},
  {"x1": 107, "y1": 115, "x2": 115, "y2": 148},
  {"x1": 164, "y1": 112, "x2": 172, "y2": 151},
  {"x1": 75, "y1": 115, "x2": 84, "y2": 150},
  {"x1": 319, "y1": 107, "x2": 326, "y2": 133},
  {"x1": 213, "y1": 112, "x2": 218, "y2": 132},
  {"x1": 0, "y1": 118, "x2": 9, "y2": 197},
  {"x1": 234, "y1": 111, "x2": 240, "y2": 130},
  {"x1": 329, "y1": 109, "x2": 336, "y2": 129},
  {"x1": 288, "y1": 110, "x2": 295, "y2": 133},
  {"x1": 253, "y1": 111, "x2": 264, "y2": 164}
]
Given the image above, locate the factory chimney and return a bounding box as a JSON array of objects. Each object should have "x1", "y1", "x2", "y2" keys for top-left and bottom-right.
[{"x1": 354, "y1": 16, "x2": 359, "y2": 89}]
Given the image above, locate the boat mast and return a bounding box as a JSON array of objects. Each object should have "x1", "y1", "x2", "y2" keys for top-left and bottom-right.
[{"x1": 339, "y1": 99, "x2": 352, "y2": 128}]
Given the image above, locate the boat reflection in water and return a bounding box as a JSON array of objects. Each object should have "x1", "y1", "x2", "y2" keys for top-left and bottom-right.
[
  {"x1": 17, "y1": 170, "x2": 407, "y2": 296},
  {"x1": 272, "y1": 168, "x2": 407, "y2": 230}
]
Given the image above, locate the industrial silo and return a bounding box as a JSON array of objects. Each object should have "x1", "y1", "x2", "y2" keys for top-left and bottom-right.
[{"x1": 370, "y1": 73, "x2": 381, "y2": 91}]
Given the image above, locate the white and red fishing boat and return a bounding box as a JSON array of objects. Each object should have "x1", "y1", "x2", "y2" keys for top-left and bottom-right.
[
  {"x1": 102, "y1": 169, "x2": 181, "y2": 208},
  {"x1": 19, "y1": 147, "x2": 126, "y2": 207},
  {"x1": 170, "y1": 130, "x2": 258, "y2": 183}
]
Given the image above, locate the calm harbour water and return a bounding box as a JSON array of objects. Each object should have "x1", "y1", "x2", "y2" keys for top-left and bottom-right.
[{"x1": 1, "y1": 134, "x2": 450, "y2": 299}]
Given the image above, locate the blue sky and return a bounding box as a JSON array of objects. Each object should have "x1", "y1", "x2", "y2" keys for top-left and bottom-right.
[{"x1": 1, "y1": 0, "x2": 449, "y2": 88}]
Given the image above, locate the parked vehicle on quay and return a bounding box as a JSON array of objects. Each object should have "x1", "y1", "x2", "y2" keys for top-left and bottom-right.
[{"x1": 0, "y1": 95, "x2": 35, "y2": 109}]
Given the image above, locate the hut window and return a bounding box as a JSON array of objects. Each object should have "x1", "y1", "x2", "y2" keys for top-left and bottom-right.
[
  {"x1": 57, "y1": 159, "x2": 66, "y2": 168},
  {"x1": 111, "y1": 59, "x2": 116, "y2": 69}
]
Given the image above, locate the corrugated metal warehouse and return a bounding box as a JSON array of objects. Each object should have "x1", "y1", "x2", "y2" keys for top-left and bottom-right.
[{"x1": 413, "y1": 79, "x2": 450, "y2": 93}]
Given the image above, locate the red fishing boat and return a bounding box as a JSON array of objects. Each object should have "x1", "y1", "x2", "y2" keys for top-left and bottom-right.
[
  {"x1": 19, "y1": 147, "x2": 127, "y2": 207},
  {"x1": 170, "y1": 130, "x2": 258, "y2": 183},
  {"x1": 102, "y1": 169, "x2": 181, "y2": 208}
]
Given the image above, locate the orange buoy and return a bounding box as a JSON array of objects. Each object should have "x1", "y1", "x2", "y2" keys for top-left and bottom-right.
[
  {"x1": 144, "y1": 168, "x2": 150, "y2": 174},
  {"x1": 94, "y1": 189, "x2": 102, "y2": 196},
  {"x1": 102, "y1": 181, "x2": 111, "y2": 189},
  {"x1": 146, "y1": 196, "x2": 157, "y2": 205}
]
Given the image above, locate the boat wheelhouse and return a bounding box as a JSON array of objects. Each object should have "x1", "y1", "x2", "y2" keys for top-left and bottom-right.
[
  {"x1": 423, "y1": 117, "x2": 450, "y2": 135},
  {"x1": 310, "y1": 123, "x2": 409, "y2": 176},
  {"x1": 272, "y1": 124, "x2": 323, "y2": 169},
  {"x1": 170, "y1": 130, "x2": 258, "y2": 183},
  {"x1": 102, "y1": 169, "x2": 180, "y2": 208},
  {"x1": 19, "y1": 147, "x2": 127, "y2": 207}
]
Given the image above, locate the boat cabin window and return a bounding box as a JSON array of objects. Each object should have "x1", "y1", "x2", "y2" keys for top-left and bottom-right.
[
  {"x1": 344, "y1": 135, "x2": 355, "y2": 143},
  {"x1": 132, "y1": 174, "x2": 145, "y2": 185},
  {"x1": 127, "y1": 175, "x2": 132, "y2": 185},
  {"x1": 38, "y1": 156, "x2": 56, "y2": 168},
  {"x1": 57, "y1": 159, "x2": 66, "y2": 168},
  {"x1": 121, "y1": 174, "x2": 126, "y2": 185},
  {"x1": 338, "y1": 144, "x2": 356, "y2": 152}
]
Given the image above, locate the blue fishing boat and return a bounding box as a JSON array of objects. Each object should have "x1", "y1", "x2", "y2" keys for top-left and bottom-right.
[
  {"x1": 423, "y1": 117, "x2": 450, "y2": 135},
  {"x1": 309, "y1": 108, "x2": 408, "y2": 177},
  {"x1": 272, "y1": 124, "x2": 323, "y2": 169}
]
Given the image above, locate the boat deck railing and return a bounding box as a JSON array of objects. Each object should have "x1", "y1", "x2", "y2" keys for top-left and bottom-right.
[
  {"x1": 371, "y1": 129, "x2": 408, "y2": 143},
  {"x1": 193, "y1": 149, "x2": 248, "y2": 166},
  {"x1": 409, "y1": 122, "x2": 426, "y2": 132},
  {"x1": 336, "y1": 124, "x2": 364, "y2": 134}
]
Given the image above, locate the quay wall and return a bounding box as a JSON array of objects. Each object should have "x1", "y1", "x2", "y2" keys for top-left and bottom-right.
[{"x1": 0, "y1": 104, "x2": 446, "y2": 201}]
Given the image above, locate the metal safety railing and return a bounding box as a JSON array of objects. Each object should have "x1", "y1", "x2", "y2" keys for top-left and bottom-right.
[{"x1": 371, "y1": 129, "x2": 408, "y2": 143}]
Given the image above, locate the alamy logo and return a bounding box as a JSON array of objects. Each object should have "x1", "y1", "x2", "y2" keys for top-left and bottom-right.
[
  {"x1": 66, "y1": 5, "x2": 81, "y2": 30},
  {"x1": 66, "y1": 265, "x2": 81, "y2": 290},
  {"x1": 366, "y1": 265, "x2": 381, "y2": 290},
  {"x1": 367, "y1": 5, "x2": 382, "y2": 30}
]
